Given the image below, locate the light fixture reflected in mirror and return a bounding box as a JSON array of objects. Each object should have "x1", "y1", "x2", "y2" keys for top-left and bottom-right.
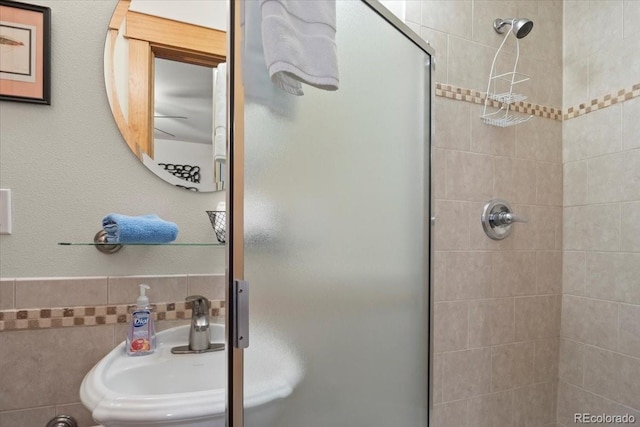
[{"x1": 104, "y1": 0, "x2": 227, "y2": 192}]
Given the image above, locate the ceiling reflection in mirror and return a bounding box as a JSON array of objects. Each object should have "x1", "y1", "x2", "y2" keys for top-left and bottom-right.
[{"x1": 104, "y1": 0, "x2": 227, "y2": 192}]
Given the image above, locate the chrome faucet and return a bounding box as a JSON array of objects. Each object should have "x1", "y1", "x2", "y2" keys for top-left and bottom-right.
[
  {"x1": 187, "y1": 295, "x2": 210, "y2": 351},
  {"x1": 171, "y1": 295, "x2": 224, "y2": 354}
]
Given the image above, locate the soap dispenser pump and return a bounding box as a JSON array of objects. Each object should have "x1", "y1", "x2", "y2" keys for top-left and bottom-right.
[{"x1": 126, "y1": 284, "x2": 156, "y2": 356}]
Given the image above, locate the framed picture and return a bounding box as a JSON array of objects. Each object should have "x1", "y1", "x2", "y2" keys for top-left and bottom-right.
[{"x1": 0, "y1": 0, "x2": 50, "y2": 104}]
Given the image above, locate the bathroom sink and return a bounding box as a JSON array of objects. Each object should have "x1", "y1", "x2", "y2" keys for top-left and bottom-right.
[{"x1": 80, "y1": 324, "x2": 302, "y2": 427}]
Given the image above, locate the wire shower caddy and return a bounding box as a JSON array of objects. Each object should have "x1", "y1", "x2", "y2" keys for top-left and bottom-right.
[{"x1": 481, "y1": 22, "x2": 533, "y2": 127}]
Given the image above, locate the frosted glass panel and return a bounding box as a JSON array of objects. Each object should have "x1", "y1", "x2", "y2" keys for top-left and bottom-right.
[{"x1": 242, "y1": 2, "x2": 431, "y2": 425}]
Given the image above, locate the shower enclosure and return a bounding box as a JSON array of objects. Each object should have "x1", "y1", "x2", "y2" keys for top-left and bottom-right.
[{"x1": 227, "y1": 0, "x2": 434, "y2": 425}]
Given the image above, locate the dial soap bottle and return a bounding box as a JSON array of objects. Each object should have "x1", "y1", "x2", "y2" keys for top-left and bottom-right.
[{"x1": 126, "y1": 284, "x2": 156, "y2": 356}]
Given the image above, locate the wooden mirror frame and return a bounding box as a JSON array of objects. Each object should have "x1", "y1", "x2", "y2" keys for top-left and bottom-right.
[{"x1": 106, "y1": 0, "x2": 226, "y2": 163}]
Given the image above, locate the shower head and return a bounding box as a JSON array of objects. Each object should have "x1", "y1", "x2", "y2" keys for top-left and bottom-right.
[{"x1": 493, "y1": 18, "x2": 534, "y2": 39}]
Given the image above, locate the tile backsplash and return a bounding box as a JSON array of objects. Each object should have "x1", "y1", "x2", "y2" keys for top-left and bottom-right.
[{"x1": 0, "y1": 274, "x2": 225, "y2": 427}]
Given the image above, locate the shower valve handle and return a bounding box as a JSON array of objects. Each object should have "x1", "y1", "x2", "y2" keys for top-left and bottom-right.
[{"x1": 490, "y1": 211, "x2": 528, "y2": 226}]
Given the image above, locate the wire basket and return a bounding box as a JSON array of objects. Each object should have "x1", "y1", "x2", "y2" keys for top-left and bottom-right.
[{"x1": 206, "y1": 211, "x2": 226, "y2": 243}]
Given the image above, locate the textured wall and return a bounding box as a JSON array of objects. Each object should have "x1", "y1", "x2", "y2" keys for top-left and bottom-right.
[
  {"x1": 559, "y1": 1, "x2": 640, "y2": 425},
  {"x1": 405, "y1": 1, "x2": 564, "y2": 425},
  {"x1": 0, "y1": 0, "x2": 225, "y2": 278}
]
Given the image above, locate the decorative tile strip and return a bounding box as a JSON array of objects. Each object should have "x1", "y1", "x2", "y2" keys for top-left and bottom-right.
[
  {"x1": 435, "y1": 83, "x2": 564, "y2": 121},
  {"x1": 436, "y1": 82, "x2": 640, "y2": 122},
  {"x1": 0, "y1": 300, "x2": 226, "y2": 332},
  {"x1": 564, "y1": 82, "x2": 640, "y2": 120}
]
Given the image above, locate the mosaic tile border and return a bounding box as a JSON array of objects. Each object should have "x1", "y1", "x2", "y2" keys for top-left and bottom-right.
[
  {"x1": 0, "y1": 300, "x2": 225, "y2": 332},
  {"x1": 435, "y1": 83, "x2": 564, "y2": 121},
  {"x1": 564, "y1": 83, "x2": 640, "y2": 120},
  {"x1": 435, "y1": 82, "x2": 640, "y2": 122}
]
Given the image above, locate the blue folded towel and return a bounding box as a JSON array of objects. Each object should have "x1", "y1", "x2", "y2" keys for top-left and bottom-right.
[{"x1": 102, "y1": 214, "x2": 179, "y2": 244}]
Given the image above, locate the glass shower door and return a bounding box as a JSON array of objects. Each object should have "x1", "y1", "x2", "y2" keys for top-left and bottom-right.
[{"x1": 230, "y1": 1, "x2": 433, "y2": 425}]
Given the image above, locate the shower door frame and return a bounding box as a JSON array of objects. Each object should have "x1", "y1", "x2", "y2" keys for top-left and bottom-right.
[{"x1": 225, "y1": 1, "x2": 436, "y2": 425}]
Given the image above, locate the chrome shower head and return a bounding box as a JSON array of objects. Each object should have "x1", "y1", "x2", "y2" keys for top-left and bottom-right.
[{"x1": 493, "y1": 18, "x2": 534, "y2": 39}]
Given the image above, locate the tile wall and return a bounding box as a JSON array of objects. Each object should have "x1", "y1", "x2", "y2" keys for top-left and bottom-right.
[
  {"x1": 406, "y1": 1, "x2": 564, "y2": 426},
  {"x1": 559, "y1": 1, "x2": 640, "y2": 425},
  {"x1": 0, "y1": 275, "x2": 224, "y2": 427}
]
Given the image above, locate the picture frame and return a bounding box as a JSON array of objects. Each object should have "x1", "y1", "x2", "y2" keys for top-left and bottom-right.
[{"x1": 0, "y1": 0, "x2": 51, "y2": 104}]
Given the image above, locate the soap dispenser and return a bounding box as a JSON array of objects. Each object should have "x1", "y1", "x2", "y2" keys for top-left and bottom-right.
[{"x1": 126, "y1": 284, "x2": 156, "y2": 356}]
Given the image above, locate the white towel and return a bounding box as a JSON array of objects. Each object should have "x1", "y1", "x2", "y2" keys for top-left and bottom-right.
[
  {"x1": 259, "y1": 0, "x2": 338, "y2": 96},
  {"x1": 213, "y1": 63, "x2": 227, "y2": 162}
]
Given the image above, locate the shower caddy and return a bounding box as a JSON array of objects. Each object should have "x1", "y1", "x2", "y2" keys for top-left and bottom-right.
[{"x1": 481, "y1": 19, "x2": 533, "y2": 127}]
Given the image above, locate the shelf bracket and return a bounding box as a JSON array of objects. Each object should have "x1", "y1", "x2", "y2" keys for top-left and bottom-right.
[{"x1": 93, "y1": 230, "x2": 123, "y2": 254}]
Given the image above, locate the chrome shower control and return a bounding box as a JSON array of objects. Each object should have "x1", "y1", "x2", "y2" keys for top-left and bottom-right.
[{"x1": 481, "y1": 199, "x2": 528, "y2": 240}]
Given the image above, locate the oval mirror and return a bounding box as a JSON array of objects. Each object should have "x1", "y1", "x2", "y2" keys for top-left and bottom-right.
[{"x1": 104, "y1": 0, "x2": 227, "y2": 192}]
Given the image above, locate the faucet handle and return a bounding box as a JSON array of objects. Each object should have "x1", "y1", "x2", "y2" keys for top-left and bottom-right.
[{"x1": 186, "y1": 295, "x2": 209, "y2": 316}]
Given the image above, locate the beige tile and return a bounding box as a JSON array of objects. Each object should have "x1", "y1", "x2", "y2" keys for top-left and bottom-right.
[
  {"x1": 563, "y1": 1, "x2": 591, "y2": 63},
  {"x1": 563, "y1": 55, "x2": 589, "y2": 111},
  {"x1": 421, "y1": 0, "x2": 472, "y2": 40},
  {"x1": 557, "y1": 381, "x2": 640, "y2": 426},
  {"x1": 536, "y1": 251, "x2": 562, "y2": 295},
  {"x1": 563, "y1": 205, "x2": 621, "y2": 251},
  {"x1": 589, "y1": 37, "x2": 640, "y2": 101},
  {"x1": 434, "y1": 97, "x2": 471, "y2": 151},
  {"x1": 55, "y1": 402, "x2": 95, "y2": 427},
  {"x1": 467, "y1": 391, "x2": 513, "y2": 427},
  {"x1": 433, "y1": 148, "x2": 447, "y2": 200},
  {"x1": 561, "y1": 295, "x2": 618, "y2": 351},
  {"x1": 559, "y1": 338, "x2": 584, "y2": 387},
  {"x1": 621, "y1": 202, "x2": 640, "y2": 252},
  {"x1": 491, "y1": 342, "x2": 534, "y2": 392},
  {"x1": 433, "y1": 352, "x2": 444, "y2": 405},
  {"x1": 469, "y1": 202, "x2": 515, "y2": 251},
  {"x1": 434, "y1": 301, "x2": 469, "y2": 352},
  {"x1": 619, "y1": 303, "x2": 640, "y2": 358},
  {"x1": 108, "y1": 275, "x2": 188, "y2": 304},
  {"x1": 515, "y1": 118, "x2": 562, "y2": 164},
  {"x1": 0, "y1": 279, "x2": 14, "y2": 310},
  {"x1": 588, "y1": 150, "x2": 640, "y2": 204},
  {"x1": 513, "y1": 205, "x2": 560, "y2": 251},
  {"x1": 470, "y1": 105, "x2": 515, "y2": 157},
  {"x1": 513, "y1": 382, "x2": 556, "y2": 427},
  {"x1": 563, "y1": 251, "x2": 585, "y2": 296},
  {"x1": 446, "y1": 151, "x2": 494, "y2": 202},
  {"x1": 433, "y1": 251, "x2": 447, "y2": 302},
  {"x1": 623, "y1": 95, "x2": 640, "y2": 150},
  {"x1": 432, "y1": 400, "x2": 468, "y2": 427},
  {"x1": 534, "y1": 337, "x2": 559, "y2": 383},
  {"x1": 421, "y1": 27, "x2": 448, "y2": 84},
  {"x1": 563, "y1": 105, "x2": 623, "y2": 163},
  {"x1": 405, "y1": 0, "x2": 421, "y2": 24},
  {"x1": 471, "y1": 0, "x2": 517, "y2": 49},
  {"x1": 563, "y1": 160, "x2": 588, "y2": 207},
  {"x1": 624, "y1": 1, "x2": 640, "y2": 41},
  {"x1": 536, "y1": 162, "x2": 563, "y2": 207},
  {"x1": 492, "y1": 251, "x2": 536, "y2": 297},
  {"x1": 442, "y1": 348, "x2": 491, "y2": 401},
  {"x1": 187, "y1": 274, "x2": 225, "y2": 301},
  {"x1": 435, "y1": 200, "x2": 470, "y2": 250},
  {"x1": 586, "y1": 252, "x2": 640, "y2": 305},
  {"x1": 15, "y1": 277, "x2": 108, "y2": 309},
  {"x1": 0, "y1": 326, "x2": 115, "y2": 411},
  {"x1": 515, "y1": 295, "x2": 561, "y2": 341},
  {"x1": 583, "y1": 345, "x2": 640, "y2": 410},
  {"x1": 468, "y1": 298, "x2": 514, "y2": 347},
  {"x1": 494, "y1": 157, "x2": 537, "y2": 205},
  {"x1": 0, "y1": 406, "x2": 55, "y2": 427},
  {"x1": 447, "y1": 36, "x2": 495, "y2": 91},
  {"x1": 586, "y1": 1, "x2": 624, "y2": 59},
  {"x1": 439, "y1": 251, "x2": 492, "y2": 301}
]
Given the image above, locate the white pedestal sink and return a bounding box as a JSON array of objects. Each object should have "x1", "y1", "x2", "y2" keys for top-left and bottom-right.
[{"x1": 80, "y1": 324, "x2": 302, "y2": 427}]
